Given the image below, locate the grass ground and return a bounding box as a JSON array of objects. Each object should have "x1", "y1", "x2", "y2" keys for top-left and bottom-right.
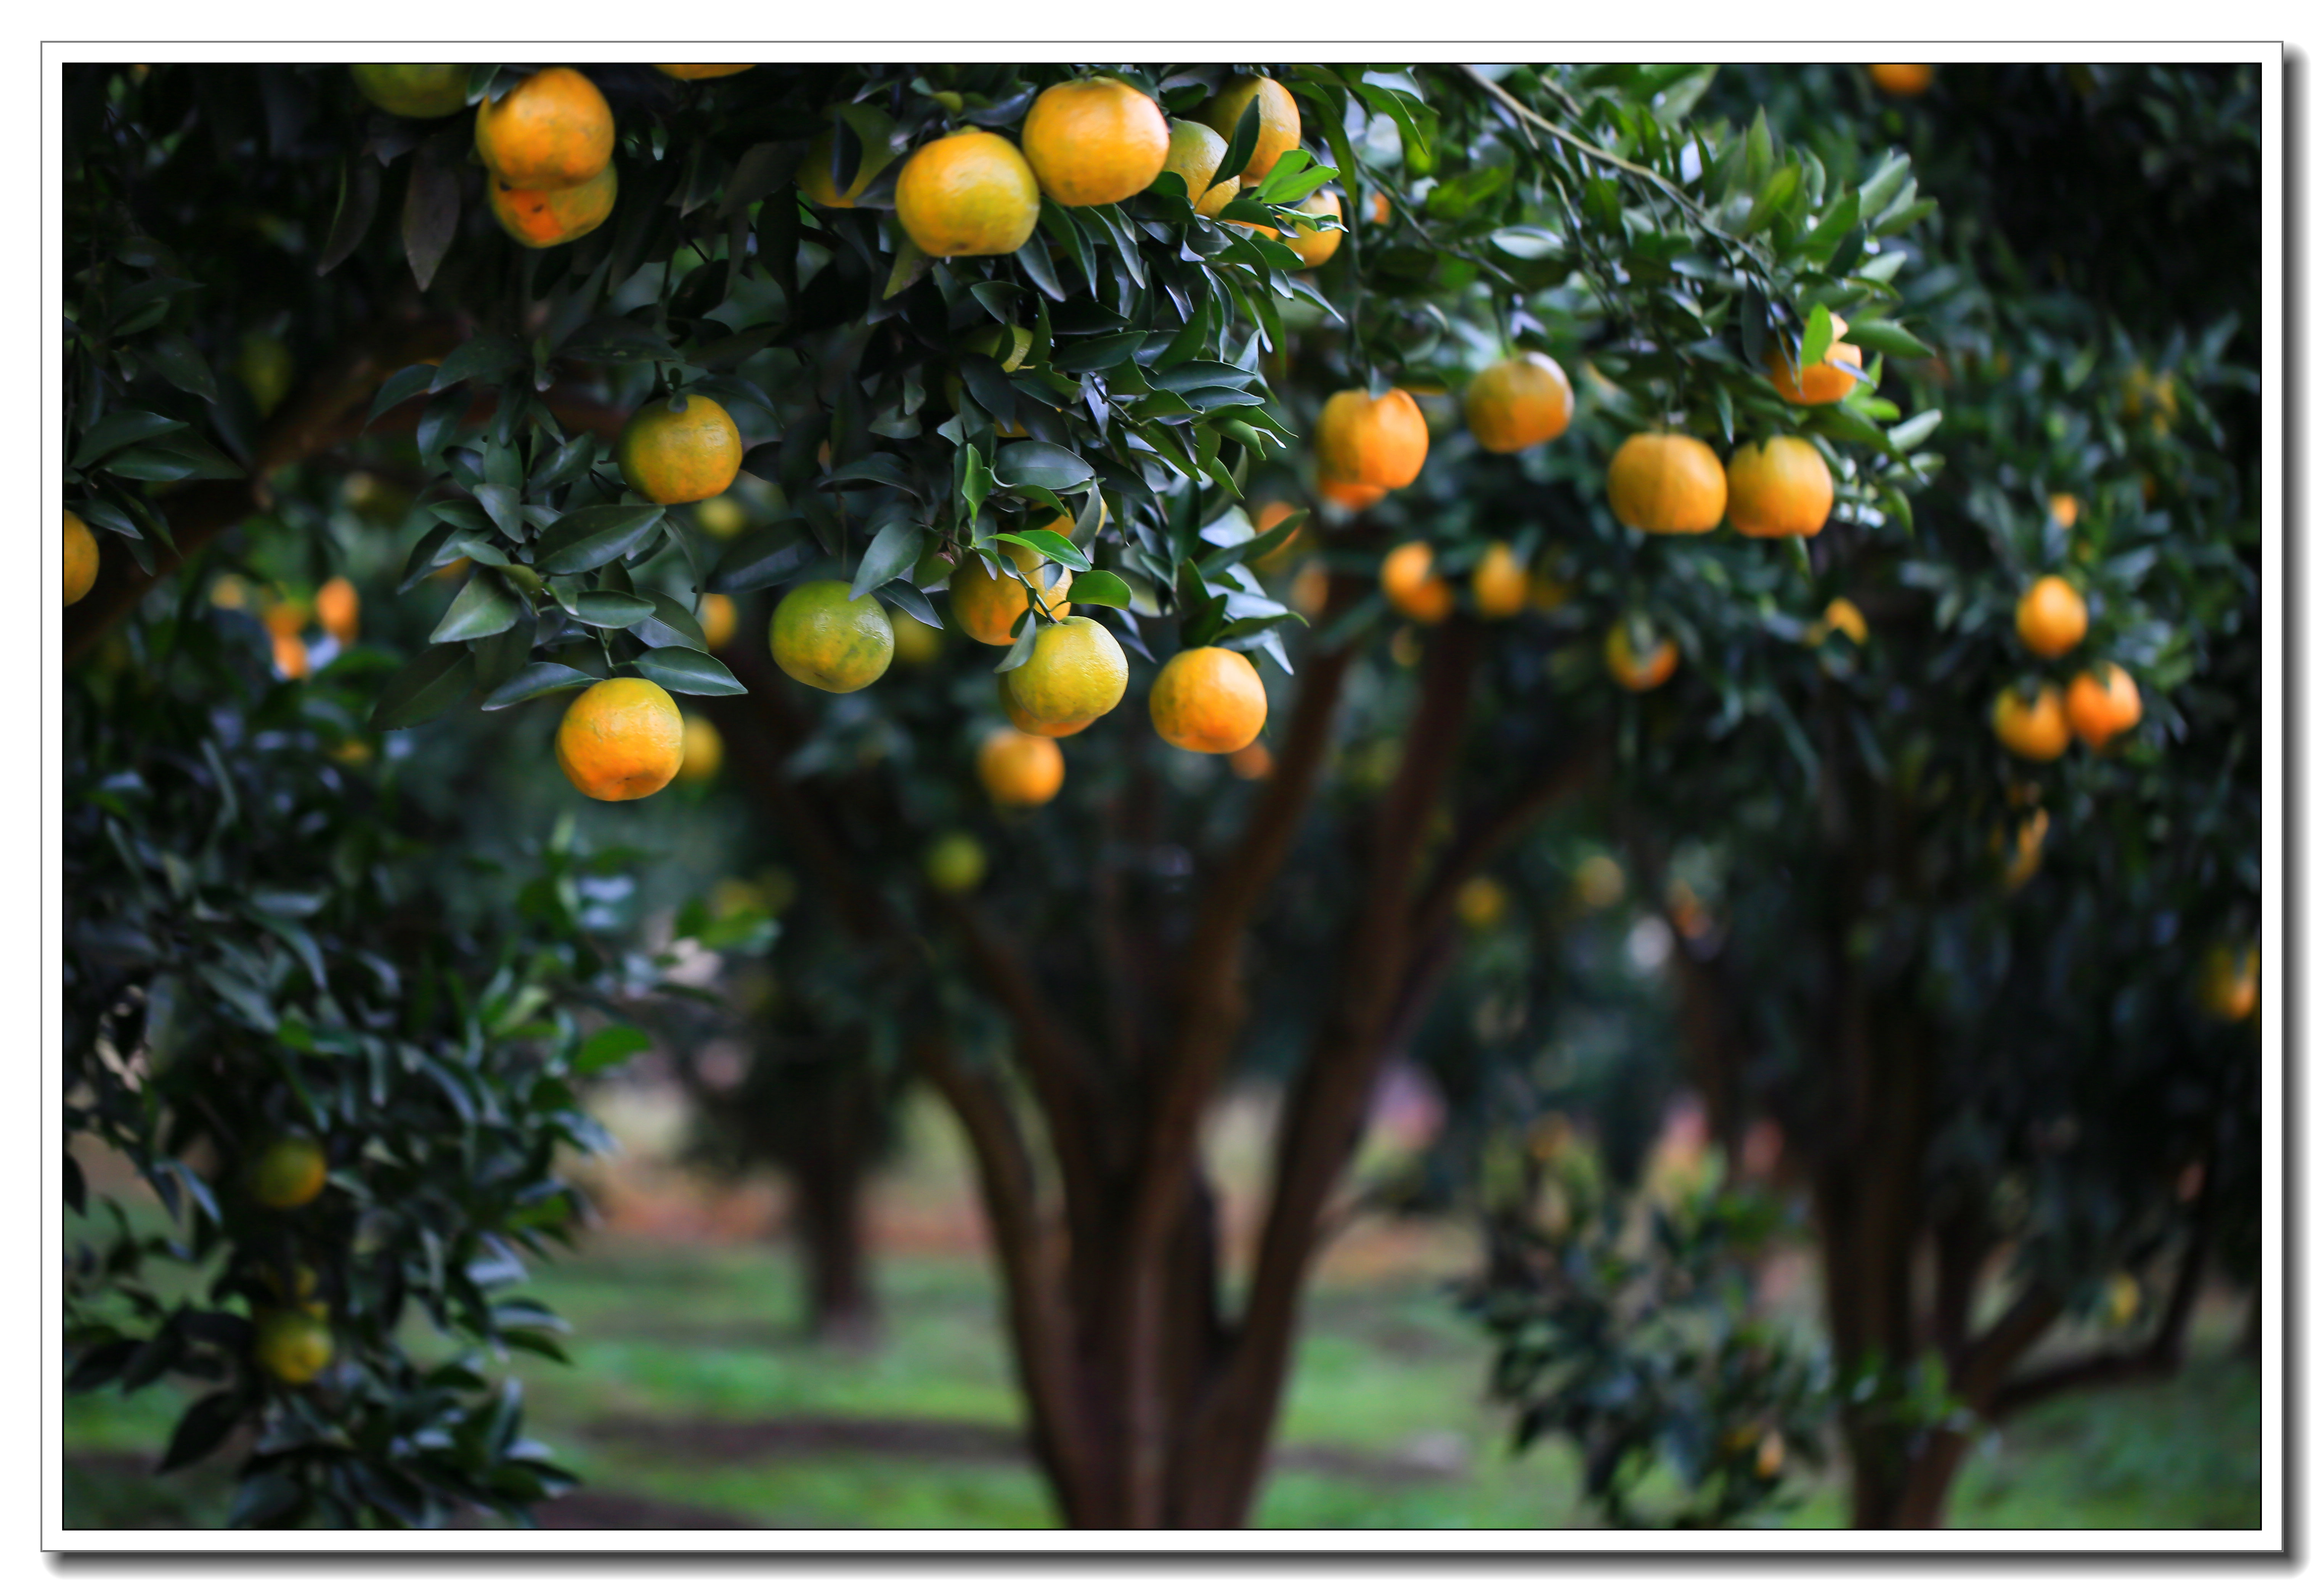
[{"x1": 62, "y1": 1092, "x2": 2264, "y2": 1531}]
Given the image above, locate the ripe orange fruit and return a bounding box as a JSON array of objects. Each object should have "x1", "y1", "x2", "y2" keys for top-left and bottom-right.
[
  {"x1": 894, "y1": 130, "x2": 1042, "y2": 258},
  {"x1": 1199, "y1": 75, "x2": 1301, "y2": 183},
  {"x1": 1807, "y1": 597, "x2": 1869, "y2": 646},
  {"x1": 618, "y1": 395, "x2": 743, "y2": 505},
  {"x1": 952, "y1": 541, "x2": 1072, "y2": 646},
  {"x1": 254, "y1": 1309, "x2": 334, "y2": 1384},
  {"x1": 1868, "y1": 63, "x2": 1934, "y2": 96},
  {"x1": 1316, "y1": 387, "x2": 1429, "y2": 489},
  {"x1": 977, "y1": 727, "x2": 1066, "y2": 806},
  {"x1": 1605, "y1": 624, "x2": 1679, "y2": 692},
  {"x1": 2066, "y1": 663, "x2": 2141, "y2": 748},
  {"x1": 1464, "y1": 353, "x2": 1574, "y2": 453},
  {"x1": 315, "y1": 576, "x2": 360, "y2": 645},
  {"x1": 678, "y1": 713, "x2": 724, "y2": 783},
  {"x1": 656, "y1": 64, "x2": 753, "y2": 79},
  {"x1": 1249, "y1": 500, "x2": 1304, "y2": 573},
  {"x1": 1471, "y1": 542, "x2": 1528, "y2": 618},
  {"x1": 1380, "y1": 542, "x2": 1453, "y2": 624},
  {"x1": 2015, "y1": 576, "x2": 2088, "y2": 658},
  {"x1": 1725, "y1": 436, "x2": 1834, "y2": 538},
  {"x1": 2001, "y1": 807, "x2": 2050, "y2": 893},
  {"x1": 1283, "y1": 191, "x2": 1344, "y2": 268},
  {"x1": 797, "y1": 128, "x2": 899, "y2": 209},
  {"x1": 1992, "y1": 684, "x2": 2071, "y2": 761},
  {"x1": 924, "y1": 831, "x2": 989, "y2": 895},
  {"x1": 489, "y1": 161, "x2": 617, "y2": 248},
  {"x1": 2197, "y1": 944, "x2": 2258, "y2": 1021},
  {"x1": 1289, "y1": 559, "x2": 1331, "y2": 618},
  {"x1": 475, "y1": 67, "x2": 613, "y2": 191},
  {"x1": 1607, "y1": 432, "x2": 1726, "y2": 534},
  {"x1": 63, "y1": 511, "x2": 98, "y2": 605},
  {"x1": 264, "y1": 598, "x2": 308, "y2": 639},
  {"x1": 1150, "y1": 646, "x2": 1268, "y2": 753},
  {"x1": 1022, "y1": 77, "x2": 1170, "y2": 206},
  {"x1": 1004, "y1": 616, "x2": 1128, "y2": 729},
  {"x1": 272, "y1": 632, "x2": 311, "y2": 680},
  {"x1": 1366, "y1": 189, "x2": 1391, "y2": 225},
  {"x1": 1767, "y1": 315, "x2": 1865, "y2": 405},
  {"x1": 771, "y1": 580, "x2": 895, "y2": 694},
  {"x1": 558, "y1": 678, "x2": 685, "y2": 799},
  {"x1": 2050, "y1": 493, "x2": 2081, "y2": 529},
  {"x1": 1154, "y1": 119, "x2": 1241, "y2": 217},
  {"x1": 1317, "y1": 474, "x2": 1387, "y2": 512},
  {"x1": 1228, "y1": 740, "x2": 1274, "y2": 780},
  {"x1": 351, "y1": 64, "x2": 470, "y2": 119},
  {"x1": 998, "y1": 671, "x2": 1092, "y2": 737},
  {"x1": 250, "y1": 1138, "x2": 329, "y2": 1209},
  {"x1": 699, "y1": 593, "x2": 737, "y2": 652}
]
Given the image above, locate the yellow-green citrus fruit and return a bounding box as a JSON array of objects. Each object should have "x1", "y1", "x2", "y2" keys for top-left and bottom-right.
[
  {"x1": 1149, "y1": 646, "x2": 1268, "y2": 754},
  {"x1": 998, "y1": 671, "x2": 1094, "y2": 737},
  {"x1": 249, "y1": 1137, "x2": 329, "y2": 1209},
  {"x1": 1464, "y1": 353, "x2": 1574, "y2": 453},
  {"x1": 474, "y1": 67, "x2": 613, "y2": 191},
  {"x1": 489, "y1": 161, "x2": 618, "y2": 248},
  {"x1": 1156, "y1": 119, "x2": 1240, "y2": 217},
  {"x1": 891, "y1": 607, "x2": 945, "y2": 665},
  {"x1": 1199, "y1": 74, "x2": 1302, "y2": 183},
  {"x1": 1725, "y1": 436, "x2": 1835, "y2": 538},
  {"x1": 351, "y1": 64, "x2": 470, "y2": 120},
  {"x1": 893, "y1": 130, "x2": 1041, "y2": 258},
  {"x1": 1021, "y1": 77, "x2": 1170, "y2": 207},
  {"x1": 235, "y1": 332, "x2": 295, "y2": 416},
  {"x1": 618, "y1": 395, "x2": 743, "y2": 505},
  {"x1": 770, "y1": 580, "x2": 894, "y2": 693},
  {"x1": 557, "y1": 678, "x2": 685, "y2": 799},
  {"x1": 679, "y1": 714, "x2": 724, "y2": 783},
  {"x1": 255, "y1": 1309, "x2": 334, "y2": 1384},
  {"x1": 64, "y1": 511, "x2": 99, "y2": 606},
  {"x1": 1003, "y1": 615, "x2": 1127, "y2": 728},
  {"x1": 924, "y1": 831, "x2": 989, "y2": 895}
]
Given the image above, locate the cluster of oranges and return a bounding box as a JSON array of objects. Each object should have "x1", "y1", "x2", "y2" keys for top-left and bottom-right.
[
  {"x1": 242, "y1": 1136, "x2": 338, "y2": 1384},
  {"x1": 1990, "y1": 544, "x2": 2143, "y2": 763},
  {"x1": 878, "y1": 72, "x2": 1346, "y2": 272}
]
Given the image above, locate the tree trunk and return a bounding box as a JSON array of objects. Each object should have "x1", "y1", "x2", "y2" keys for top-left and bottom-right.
[
  {"x1": 1847, "y1": 1427, "x2": 1972, "y2": 1528},
  {"x1": 790, "y1": 1131, "x2": 878, "y2": 1346}
]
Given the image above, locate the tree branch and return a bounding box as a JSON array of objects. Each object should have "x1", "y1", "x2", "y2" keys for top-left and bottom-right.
[
  {"x1": 1174, "y1": 616, "x2": 1483, "y2": 1522},
  {"x1": 912, "y1": 1032, "x2": 1095, "y2": 1519}
]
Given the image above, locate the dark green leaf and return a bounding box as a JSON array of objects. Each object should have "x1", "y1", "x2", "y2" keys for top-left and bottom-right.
[
  {"x1": 71, "y1": 411, "x2": 186, "y2": 469},
  {"x1": 851, "y1": 518, "x2": 927, "y2": 600},
  {"x1": 143, "y1": 333, "x2": 218, "y2": 403},
  {"x1": 371, "y1": 643, "x2": 475, "y2": 729},
  {"x1": 708, "y1": 524, "x2": 817, "y2": 593},
  {"x1": 430, "y1": 334, "x2": 528, "y2": 393},
  {"x1": 481, "y1": 662, "x2": 598, "y2": 710},
  {"x1": 534, "y1": 504, "x2": 666, "y2": 574},
  {"x1": 992, "y1": 440, "x2": 1093, "y2": 492},
  {"x1": 632, "y1": 647, "x2": 745, "y2": 696},
  {"x1": 1065, "y1": 570, "x2": 1133, "y2": 609},
  {"x1": 430, "y1": 571, "x2": 525, "y2": 643}
]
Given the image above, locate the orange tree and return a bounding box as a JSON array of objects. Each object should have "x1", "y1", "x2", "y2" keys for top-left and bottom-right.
[
  {"x1": 63, "y1": 62, "x2": 1944, "y2": 1527},
  {"x1": 1452, "y1": 63, "x2": 2261, "y2": 1529},
  {"x1": 58, "y1": 65, "x2": 777, "y2": 1527}
]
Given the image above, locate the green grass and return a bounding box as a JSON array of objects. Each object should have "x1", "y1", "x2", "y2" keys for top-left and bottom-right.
[{"x1": 64, "y1": 1226, "x2": 2262, "y2": 1531}]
